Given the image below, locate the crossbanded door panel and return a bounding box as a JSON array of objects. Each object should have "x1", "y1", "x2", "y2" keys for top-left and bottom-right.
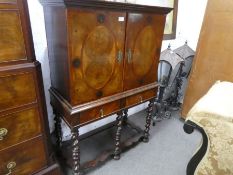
[
  {"x1": 68, "y1": 9, "x2": 126, "y2": 105},
  {"x1": 123, "y1": 13, "x2": 166, "y2": 91}
]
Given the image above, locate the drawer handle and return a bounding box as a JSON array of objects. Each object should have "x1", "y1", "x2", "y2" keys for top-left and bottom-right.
[
  {"x1": 139, "y1": 96, "x2": 143, "y2": 103},
  {"x1": 127, "y1": 49, "x2": 132, "y2": 63},
  {"x1": 100, "y1": 109, "x2": 104, "y2": 118},
  {"x1": 0, "y1": 128, "x2": 8, "y2": 140},
  {"x1": 4, "y1": 162, "x2": 16, "y2": 175},
  {"x1": 116, "y1": 50, "x2": 123, "y2": 63}
]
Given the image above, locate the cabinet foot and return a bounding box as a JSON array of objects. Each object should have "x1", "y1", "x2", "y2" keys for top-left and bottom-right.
[
  {"x1": 72, "y1": 128, "x2": 81, "y2": 175},
  {"x1": 114, "y1": 111, "x2": 123, "y2": 160},
  {"x1": 143, "y1": 100, "x2": 154, "y2": 143}
]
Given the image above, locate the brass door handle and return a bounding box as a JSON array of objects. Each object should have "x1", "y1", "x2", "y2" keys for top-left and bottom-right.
[
  {"x1": 0, "y1": 128, "x2": 8, "y2": 140},
  {"x1": 4, "y1": 162, "x2": 16, "y2": 175},
  {"x1": 116, "y1": 50, "x2": 123, "y2": 63},
  {"x1": 127, "y1": 49, "x2": 132, "y2": 63},
  {"x1": 100, "y1": 109, "x2": 104, "y2": 118}
]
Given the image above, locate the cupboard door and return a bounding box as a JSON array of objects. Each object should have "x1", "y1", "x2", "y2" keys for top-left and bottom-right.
[
  {"x1": 124, "y1": 13, "x2": 166, "y2": 91},
  {"x1": 68, "y1": 9, "x2": 126, "y2": 105}
]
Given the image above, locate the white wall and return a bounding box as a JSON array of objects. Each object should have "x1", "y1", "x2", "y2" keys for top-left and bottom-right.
[
  {"x1": 162, "y1": 0, "x2": 207, "y2": 50},
  {"x1": 27, "y1": 0, "x2": 207, "y2": 139}
]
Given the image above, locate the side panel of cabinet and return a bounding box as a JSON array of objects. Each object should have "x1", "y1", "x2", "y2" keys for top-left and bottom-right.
[
  {"x1": 43, "y1": 6, "x2": 70, "y2": 101},
  {"x1": 123, "y1": 13, "x2": 166, "y2": 91},
  {"x1": 67, "y1": 9, "x2": 126, "y2": 105}
]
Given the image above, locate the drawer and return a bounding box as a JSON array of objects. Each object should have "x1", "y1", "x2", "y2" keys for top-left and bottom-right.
[
  {"x1": 0, "y1": 136, "x2": 47, "y2": 175},
  {"x1": 126, "y1": 89, "x2": 157, "y2": 108},
  {"x1": 0, "y1": 9, "x2": 26, "y2": 63},
  {"x1": 78, "y1": 100, "x2": 121, "y2": 126},
  {"x1": 0, "y1": 107, "x2": 41, "y2": 151},
  {"x1": 0, "y1": 72, "x2": 37, "y2": 112}
]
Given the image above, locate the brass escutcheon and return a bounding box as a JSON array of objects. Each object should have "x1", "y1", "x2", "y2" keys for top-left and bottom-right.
[
  {"x1": 4, "y1": 162, "x2": 16, "y2": 175},
  {"x1": 0, "y1": 128, "x2": 8, "y2": 140},
  {"x1": 100, "y1": 109, "x2": 104, "y2": 117}
]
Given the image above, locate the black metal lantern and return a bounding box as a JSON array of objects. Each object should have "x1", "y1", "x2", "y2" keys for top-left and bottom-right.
[
  {"x1": 174, "y1": 41, "x2": 195, "y2": 78},
  {"x1": 174, "y1": 41, "x2": 195, "y2": 104},
  {"x1": 153, "y1": 44, "x2": 183, "y2": 124}
]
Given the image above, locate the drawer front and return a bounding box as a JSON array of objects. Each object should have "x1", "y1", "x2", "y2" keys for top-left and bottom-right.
[
  {"x1": 0, "y1": 9, "x2": 27, "y2": 63},
  {"x1": 0, "y1": 136, "x2": 47, "y2": 175},
  {"x1": 0, "y1": 72, "x2": 37, "y2": 112},
  {"x1": 126, "y1": 89, "x2": 157, "y2": 108},
  {"x1": 0, "y1": 107, "x2": 41, "y2": 151},
  {"x1": 78, "y1": 101, "x2": 121, "y2": 126}
]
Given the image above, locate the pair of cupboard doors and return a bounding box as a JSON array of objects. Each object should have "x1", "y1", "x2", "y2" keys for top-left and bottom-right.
[{"x1": 65, "y1": 8, "x2": 166, "y2": 105}]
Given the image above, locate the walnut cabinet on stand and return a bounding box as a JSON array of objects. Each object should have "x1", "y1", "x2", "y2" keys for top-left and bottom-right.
[{"x1": 41, "y1": 0, "x2": 171, "y2": 174}]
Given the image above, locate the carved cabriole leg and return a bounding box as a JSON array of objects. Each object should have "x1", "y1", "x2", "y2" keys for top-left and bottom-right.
[
  {"x1": 72, "y1": 128, "x2": 81, "y2": 175},
  {"x1": 114, "y1": 111, "x2": 123, "y2": 160},
  {"x1": 184, "y1": 120, "x2": 208, "y2": 175},
  {"x1": 53, "y1": 109, "x2": 62, "y2": 148},
  {"x1": 122, "y1": 109, "x2": 128, "y2": 125},
  {"x1": 143, "y1": 99, "x2": 154, "y2": 143}
]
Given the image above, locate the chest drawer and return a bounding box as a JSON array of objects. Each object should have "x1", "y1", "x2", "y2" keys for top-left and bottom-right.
[
  {"x1": 0, "y1": 72, "x2": 37, "y2": 112},
  {"x1": 0, "y1": 9, "x2": 26, "y2": 64},
  {"x1": 0, "y1": 107, "x2": 41, "y2": 151},
  {"x1": 0, "y1": 136, "x2": 47, "y2": 175},
  {"x1": 126, "y1": 88, "x2": 157, "y2": 108},
  {"x1": 73, "y1": 100, "x2": 121, "y2": 126}
]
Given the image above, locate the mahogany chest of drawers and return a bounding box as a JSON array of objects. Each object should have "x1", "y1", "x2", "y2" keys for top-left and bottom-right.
[
  {"x1": 0, "y1": 0, "x2": 60, "y2": 174},
  {"x1": 41, "y1": 0, "x2": 171, "y2": 174}
]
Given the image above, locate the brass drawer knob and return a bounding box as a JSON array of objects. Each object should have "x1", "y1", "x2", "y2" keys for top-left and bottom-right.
[
  {"x1": 100, "y1": 109, "x2": 104, "y2": 118},
  {"x1": 5, "y1": 162, "x2": 16, "y2": 175},
  {"x1": 0, "y1": 128, "x2": 8, "y2": 140}
]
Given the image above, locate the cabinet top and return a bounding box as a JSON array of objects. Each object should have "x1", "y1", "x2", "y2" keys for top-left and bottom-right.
[{"x1": 40, "y1": 0, "x2": 172, "y2": 14}]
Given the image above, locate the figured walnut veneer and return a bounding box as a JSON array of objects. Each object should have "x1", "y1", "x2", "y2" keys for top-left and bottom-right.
[
  {"x1": 0, "y1": 107, "x2": 41, "y2": 151},
  {"x1": 0, "y1": 137, "x2": 47, "y2": 175},
  {"x1": 0, "y1": 10, "x2": 26, "y2": 62},
  {"x1": 0, "y1": 0, "x2": 61, "y2": 174},
  {"x1": 68, "y1": 9, "x2": 126, "y2": 105},
  {"x1": 41, "y1": 0, "x2": 172, "y2": 174},
  {"x1": 0, "y1": 72, "x2": 37, "y2": 112}
]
